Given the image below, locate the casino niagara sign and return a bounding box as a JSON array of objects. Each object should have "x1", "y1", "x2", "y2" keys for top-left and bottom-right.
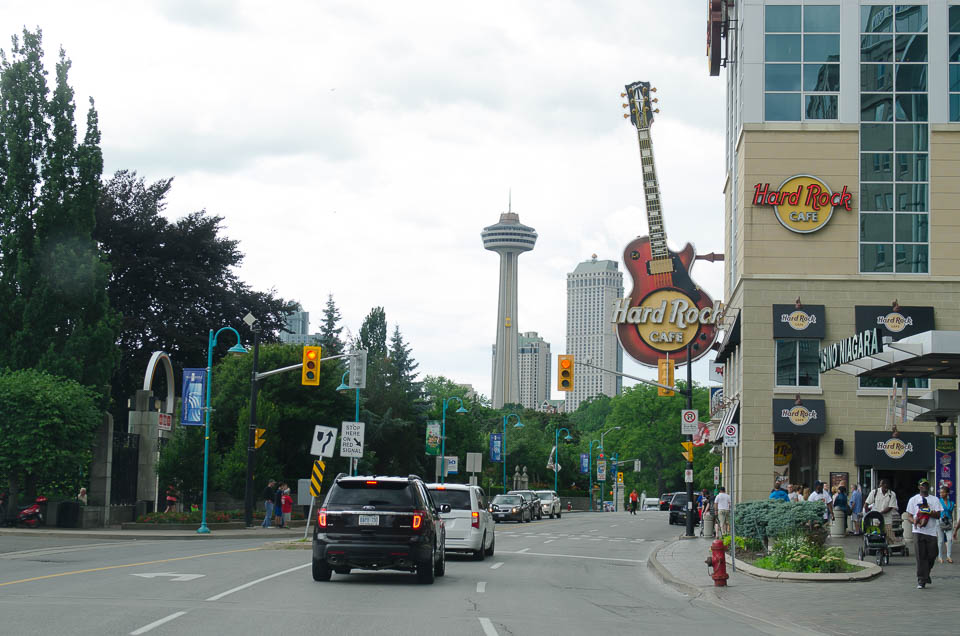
[{"x1": 753, "y1": 175, "x2": 852, "y2": 234}]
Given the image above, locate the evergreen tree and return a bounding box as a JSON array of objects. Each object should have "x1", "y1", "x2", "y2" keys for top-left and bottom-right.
[
  {"x1": 318, "y1": 294, "x2": 343, "y2": 355},
  {"x1": 0, "y1": 30, "x2": 119, "y2": 399},
  {"x1": 357, "y1": 306, "x2": 387, "y2": 356}
]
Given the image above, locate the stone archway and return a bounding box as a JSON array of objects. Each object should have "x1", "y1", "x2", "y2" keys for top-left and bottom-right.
[{"x1": 143, "y1": 351, "x2": 175, "y2": 414}]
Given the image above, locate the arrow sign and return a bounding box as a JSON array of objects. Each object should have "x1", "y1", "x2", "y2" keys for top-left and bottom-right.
[
  {"x1": 131, "y1": 573, "x2": 205, "y2": 582},
  {"x1": 310, "y1": 425, "x2": 338, "y2": 458}
]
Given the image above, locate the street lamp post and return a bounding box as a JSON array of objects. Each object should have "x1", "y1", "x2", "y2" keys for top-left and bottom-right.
[
  {"x1": 336, "y1": 371, "x2": 361, "y2": 476},
  {"x1": 552, "y1": 426, "x2": 573, "y2": 493},
  {"x1": 596, "y1": 426, "x2": 621, "y2": 513},
  {"x1": 198, "y1": 327, "x2": 247, "y2": 535},
  {"x1": 588, "y1": 439, "x2": 601, "y2": 512},
  {"x1": 440, "y1": 396, "x2": 468, "y2": 484},
  {"x1": 502, "y1": 414, "x2": 522, "y2": 493}
]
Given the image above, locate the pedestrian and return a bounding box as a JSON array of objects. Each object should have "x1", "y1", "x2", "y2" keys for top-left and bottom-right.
[
  {"x1": 77, "y1": 487, "x2": 87, "y2": 506},
  {"x1": 865, "y1": 479, "x2": 899, "y2": 546},
  {"x1": 802, "y1": 486, "x2": 811, "y2": 501},
  {"x1": 808, "y1": 480, "x2": 834, "y2": 526},
  {"x1": 787, "y1": 484, "x2": 799, "y2": 502},
  {"x1": 902, "y1": 478, "x2": 943, "y2": 589},
  {"x1": 769, "y1": 483, "x2": 790, "y2": 502},
  {"x1": 713, "y1": 486, "x2": 731, "y2": 536},
  {"x1": 164, "y1": 485, "x2": 178, "y2": 513},
  {"x1": 261, "y1": 479, "x2": 276, "y2": 528},
  {"x1": 281, "y1": 486, "x2": 293, "y2": 527},
  {"x1": 274, "y1": 483, "x2": 285, "y2": 528},
  {"x1": 833, "y1": 485, "x2": 849, "y2": 533},
  {"x1": 849, "y1": 484, "x2": 864, "y2": 535},
  {"x1": 936, "y1": 484, "x2": 954, "y2": 564},
  {"x1": 629, "y1": 489, "x2": 639, "y2": 515}
]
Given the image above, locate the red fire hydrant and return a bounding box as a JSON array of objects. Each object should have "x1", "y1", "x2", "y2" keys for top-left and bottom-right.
[
  {"x1": 705, "y1": 539, "x2": 728, "y2": 587},
  {"x1": 567, "y1": 501, "x2": 572, "y2": 512}
]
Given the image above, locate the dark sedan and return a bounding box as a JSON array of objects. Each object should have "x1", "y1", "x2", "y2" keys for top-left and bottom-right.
[
  {"x1": 659, "y1": 492, "x2": 675, "y2": 511},
  {"x1": 489, "y1": 494, "x2": 530, "y2": 523}
]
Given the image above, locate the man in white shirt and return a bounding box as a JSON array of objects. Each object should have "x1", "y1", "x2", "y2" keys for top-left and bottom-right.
[
  {"x1": 807, "y1": 480, "x2": 833, "y2": 523},
  {"x1": 866, "y1": 479, "x2": 900, "y2": 545},
  {"x1": 902, "y1": 478, "x2": 943, "y2": 589},
  {"x1": 713, "y1": 487, "x2": 731, "y2": 536}
]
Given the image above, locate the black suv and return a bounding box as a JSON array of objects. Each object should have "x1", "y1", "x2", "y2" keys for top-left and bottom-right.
[
  {"x1": 313, "y1": 474, "x2": 448, "y2": 584},
  {"x1": 668, "y1": 492, "x2": 690, "y2": 525},
  {"x1": 508, "y1": 490, "x2": 542, "y2": 520}
]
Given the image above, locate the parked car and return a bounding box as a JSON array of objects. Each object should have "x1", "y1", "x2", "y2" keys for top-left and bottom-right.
[
  {"x1": 659, "y1": 492, "x2": 675, "y2": 511},
  {"x1": 509, "y1": 490, "x2": 542, "y2": 520},
  {"x1": 534, "y1": 490, "x2": 562, "y2": 519},
  {"x1": 489, "y1": 494, "x2": 530, "y2": 523},
  {"x1": 642, "y1": 497, "x2": 660, "y2": 511},
  {"x1": 312, "y1": 474, "x2": 447, "y2": 584},
  {"x1": 427, "y1": 483, "x2": 495, "y2": 560},
  {"x1": 668, "y1": 492, "x2": 690, "y2": 525}
]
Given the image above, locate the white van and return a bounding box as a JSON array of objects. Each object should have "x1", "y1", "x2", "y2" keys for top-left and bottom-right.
[{"x1": 426, "y1": 483, "x2": 495, "y2": 560}]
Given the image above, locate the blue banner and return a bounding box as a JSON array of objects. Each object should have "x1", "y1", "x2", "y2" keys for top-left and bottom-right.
[
  {"x1": 580, "y1": 453, "x2": 589, "y2": 474},
  {"x1": 490, "y1": 433, "x2": 503, "y2": 462},
  {"x1": 180, "y1": 368, "x2": 206, "y2": 426}
]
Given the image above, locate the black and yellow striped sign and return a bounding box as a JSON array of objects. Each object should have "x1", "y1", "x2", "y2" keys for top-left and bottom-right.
[{"x1": 310, "y1": 459, "x2": 326, "y2": 496}]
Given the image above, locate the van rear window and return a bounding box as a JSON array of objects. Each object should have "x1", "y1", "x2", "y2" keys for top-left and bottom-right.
[
  {"x1": 327, "y1": 481, "x2": 414, "y2": 507},
  {"x1": 428, "y1": 489, "x2": 471, "y2": 510}
]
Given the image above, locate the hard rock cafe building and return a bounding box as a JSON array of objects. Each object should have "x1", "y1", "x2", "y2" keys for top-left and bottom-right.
[{"x1": 709, "y1": 1, "x2": 959, "y2": 510}]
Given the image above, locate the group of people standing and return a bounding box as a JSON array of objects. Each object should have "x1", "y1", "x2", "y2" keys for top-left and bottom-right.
[{"x1": 261, "y1": 480, "x2": 292, "y2": 528}]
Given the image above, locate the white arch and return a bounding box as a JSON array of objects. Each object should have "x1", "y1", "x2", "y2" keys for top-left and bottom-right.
[{"x1": 143, "y1": 351, "x2": 175, "y2": 414}]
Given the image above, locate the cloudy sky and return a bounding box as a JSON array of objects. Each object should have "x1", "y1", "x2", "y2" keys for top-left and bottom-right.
[{"x1": 5, "y1": 1, "x2": 727, "y2": 401}]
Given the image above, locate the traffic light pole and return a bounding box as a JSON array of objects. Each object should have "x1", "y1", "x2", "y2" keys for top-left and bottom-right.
[
  {"x1": 684, "y1": 343, "x2": 695, "y2": 538},
  {"x1": 244, "y1": 322, "x2": 261, "y2": 527}
]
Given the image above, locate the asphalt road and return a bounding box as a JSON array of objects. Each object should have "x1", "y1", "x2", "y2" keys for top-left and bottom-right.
[{"x1": 0, "y1": 511, "x2": 789, "y2": 636}]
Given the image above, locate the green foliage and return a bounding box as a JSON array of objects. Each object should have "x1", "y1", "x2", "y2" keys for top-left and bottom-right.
[
  {"x1": 722, "y1": 533, "x2": 764, "y2": 553},
  {"x1": 318, "y1": 294, "x2": 344, "y2": 355},
  {"x1": 136, "y1": 509, "x2": 305, "y2": 524},
  {"x1": 757, "y1": 533, "x2": 852, "y2": 573},
  {"x1": 358, "y1": 307, "x2": 387, "y2": 356},
  {"x1": 735, "y1": 499, "x2": 828, "y2": 543}
]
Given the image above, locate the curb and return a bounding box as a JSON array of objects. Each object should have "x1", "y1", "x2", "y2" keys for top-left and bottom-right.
[
  {"x1": 263, "y1": 539, "x2": 312, "y2": 550},
  {"x1": 725, "y1": 554, "x2": 883, "y2": 582},
  {"x1": 647, "y1": 541, "x2": 704, "y2": 598},
  {"x1": 0, "y1": 528, "x2": 303, "y2": 541}
]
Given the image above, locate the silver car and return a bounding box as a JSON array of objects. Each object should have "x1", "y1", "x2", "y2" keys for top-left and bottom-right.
[
  {"x1": 427, "y1": 483, "x2": 495, "y2": 560},
  {"x1": 535, "y1": 490, "x2": 562, "y2": 519}
]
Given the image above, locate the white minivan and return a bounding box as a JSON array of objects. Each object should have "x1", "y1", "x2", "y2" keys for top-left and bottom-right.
[{"x1": 426, "y1": 483, "x2": 495, "y2": 560}]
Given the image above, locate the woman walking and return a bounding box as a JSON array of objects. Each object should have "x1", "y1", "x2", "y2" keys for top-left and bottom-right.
[{"x1": 937, "y1": 484, "x2": 955, "y2": 564}]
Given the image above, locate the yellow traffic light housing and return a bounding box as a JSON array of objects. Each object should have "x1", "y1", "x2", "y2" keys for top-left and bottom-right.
[
  {"x1": 657, "y1": 359, "x2": 675, "y2": 396},
  {"x1": 301, "y1": 345, "x2": 321, "y2": 386},
  {"x1": 255, "y1": 428, "x2": 266, "y2": 449},
  {"x1": 681, "y1": 441, "x2": 694, "y2": 463},
  {"x1": 557, "y1": 354, "x2": 574, "y2": 392}
]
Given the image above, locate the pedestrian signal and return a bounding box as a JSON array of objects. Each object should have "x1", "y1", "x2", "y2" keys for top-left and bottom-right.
[
  {"x1": 557, "y1": 354, "x2": 574, "y2": 392},
  {"x1": 255, "y1": 428, "x2": 266, "y2": 449},
  {"x1": 657, "y1": 359, "x2": 675, "y2": 396},
  {"x1": 681, "y1": 441, "x2": 694, "y2": 463},
  {"x1": 301, "y1": 345, "x2": 321, "y2": 386}
]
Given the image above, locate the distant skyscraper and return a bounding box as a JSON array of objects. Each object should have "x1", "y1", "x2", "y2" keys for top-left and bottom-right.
[
  {"x1": 482, "y1": 204, "x2": 537, "y2": 409},
  {"x1": 565, "y1": 255, "x2": 623, "y2": 412},
  {"x1": 518, "y1": 332, "x2": 551, "y2": 410},
  {"x1": 279, "y1": 308, "x2": 321, "y2": 345}
]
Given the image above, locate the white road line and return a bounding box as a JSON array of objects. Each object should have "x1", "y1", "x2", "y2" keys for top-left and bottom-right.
[
  {"x1": 611, "y1": 524, "x2": 618, "y2": 527},
  {"x1": 479, "y1": 617, "x2": 499, "y2": 636},
  {"x1": 130, "y1": 611, "x2": 187, "y2": 635},
  {"x1": 497, "y1": 551, "x2": 645, "y2": 564},
  {"x1": 477, "y1": 581, "x2": 486, "y2": 593},
  {"x1": 589, "y1": 529, "x2": 598, "y2": 532},
  {"x1": 517, "y1": 548, "x2": 529, "y2": 553},
  {"x1": 205, "y1": 563, "x2": 310, "y2": 601},
  {"x1": 543, "y1": 540, "x2": 554, "y2": 544},
  {"x1": 2, "y1": 541, "x2": 157, "y2": 560},
  {"x1": 490, "y1": 562, "x2": 504, "y2": 569}
]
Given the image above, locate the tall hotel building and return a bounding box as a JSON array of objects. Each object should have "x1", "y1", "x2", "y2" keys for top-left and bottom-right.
[
  {"x1": 279, "y1": 309, "x2": 321, "y2": 345},
  {"x1": 565, "y1": 256, "x2": 624, "y2": 412},
  {"x1": 518, "y1": 332, "x2": 551, "y2": 410},
  {"x1": 714, "y1": 1, "x2": 960, "y2": 507}
]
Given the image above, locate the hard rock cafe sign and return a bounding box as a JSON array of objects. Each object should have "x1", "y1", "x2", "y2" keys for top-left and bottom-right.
[
  {"x1": 878, "y1": 438, "x2": 914, "y2": 460},
  {"x1": 781, "y1": 404, "x2": 818, "y2": 427},
  {"x1": 753, "y1": 175, "x2": 852, "y2": 234},
  {"x1": 877, "y1": 311, "x2": 912, "y2": 333},
  {"x1": 781, "y1": 309, "x2": 816, "y2": 331}
]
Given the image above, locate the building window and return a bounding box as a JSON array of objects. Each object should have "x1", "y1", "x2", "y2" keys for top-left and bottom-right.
[
  {"x1": 775, "y1": 339, "x2": 820, "y2": 387},
  {"x1": 764, "y1": 4, "x2": 840, "y2": 121},
  {"x1": 950, "y1": 6, "x2": 960, "y2": 120},
  {"x1": 860, "y1": 4, "x2": 928, "y2": 274},
  {"x1": 859, "y1": 376, "x2": 929, "y2": 389}
]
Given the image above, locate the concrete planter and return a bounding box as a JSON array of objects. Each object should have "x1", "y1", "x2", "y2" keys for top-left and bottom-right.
[{"x1": 726, "y1": 553, "x2": 882, "y2": 581}]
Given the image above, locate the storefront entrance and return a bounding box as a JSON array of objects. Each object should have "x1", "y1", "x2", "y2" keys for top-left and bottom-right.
[
  {"x1": 855, "y1": 431, "x2": 934, "y2": 513},
  {"x1": 775, "y1": 434, "x2": 819, "y2": 491}
]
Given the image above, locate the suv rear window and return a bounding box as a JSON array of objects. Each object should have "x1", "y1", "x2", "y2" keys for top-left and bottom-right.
[
  {"x1": 536, "y1": 492, "x2": 554, "y2": 501},
  {"x1": 327, "y1": 481, "x2": 414, "y2": 507},
  {"x1": 492, "y1": 495, "x2": 522, "y2": 505},
  {"x1": 428, "y1": 489, "x2": 471, "y2": 510}
]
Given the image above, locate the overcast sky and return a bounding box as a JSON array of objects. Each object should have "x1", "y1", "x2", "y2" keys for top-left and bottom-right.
[{"x1": 5, "y1": 1, "x2": 727, "y2": 402}]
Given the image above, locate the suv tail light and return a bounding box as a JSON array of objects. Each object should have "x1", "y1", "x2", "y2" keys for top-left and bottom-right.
[
  {"x1": 471, "y1": 511, "x2": 480, "y2": 529},
  {"x1": 412, "y1": 510, "x2": 424, "y2": 530},
  {"x1": 318, "y1": 508, "x2": 327, "y2": 528}
]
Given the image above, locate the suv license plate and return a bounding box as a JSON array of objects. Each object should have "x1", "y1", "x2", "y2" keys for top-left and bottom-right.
[{"x1": 358, "y1": 515, "x2": 379, "y2": 526}]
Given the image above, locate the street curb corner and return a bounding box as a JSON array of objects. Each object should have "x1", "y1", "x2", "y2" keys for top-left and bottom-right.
[{"x1": 648, "y1": 541, "x2": 704, "y2": 598}]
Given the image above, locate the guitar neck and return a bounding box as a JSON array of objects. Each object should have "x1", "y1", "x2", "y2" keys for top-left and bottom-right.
[{"x1": 634, "y1": 127, "x2": 669, "y2": 262}]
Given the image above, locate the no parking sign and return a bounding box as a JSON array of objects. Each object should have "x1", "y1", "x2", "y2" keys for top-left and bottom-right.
[
  {"x1": 681, "y1": 409, "x2": 698, "y2": 435},
  {"x1": 723, "y1": 423, "x2": 739, "y2": 447}
]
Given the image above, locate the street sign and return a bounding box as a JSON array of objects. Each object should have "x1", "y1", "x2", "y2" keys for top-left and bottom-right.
[
  {"x1": 466, "y1": 452, "x2": 482, "y2": 473},
  {"x1": 723, "y1": 423, "x2": 739, "y2": 447},
  {"x1": 681, "y1": 409, "x2": 699, "y2": 435},
  {"x1": 633, "y1": 459, "x2": 641, "y2": 472},
  {"x1": 445, "y1": 456, "x2": 458, "y2": 475},
  {"x1": 297, "y1": 479, "x2": 312, "y2": 505},
  {"x1": 180, "y1": 368, "x2": 206, "y2": 426},
  {"x1": 310, "y1": 459, "x2": 325, "y2": 496},
  {"x1": 617, "y1": 472, "x2": 624, "y2": 485},
  {"x1": 709, "y1": 359, "x2": 724, "y2": 382},
  {"x1": 714, "y1": 465, "x2": 720, "y2": 485},
  {"x1": 158, "y1": 413, "x2": 172, "y2": 432},
  {"x1": 684, "y1": 468, "x2": 694, "y2": 483},
  {"x1": 597, "y1": 460, "x2": 606, "y2": 481},
  {"x1": 311, "y1": 425, "x2": 338, "y2": 457},
  {"x1": 340, "y1": 421, "x2": 365, "y2": 458}
]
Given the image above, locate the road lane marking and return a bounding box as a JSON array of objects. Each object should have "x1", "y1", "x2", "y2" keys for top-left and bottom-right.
[
  {"x1": 0, "y1": 541, "x2": 155, "y2": 560},
  {"x1": 205, "y1": 563, "x2": 311, "y2": 601},
  {"x1": 611, "y1": 524, "x2": 618, "y2": 527},
  {"x1": 517, "y1": 548, "x2": 529, "y2": 553},
  {"x1": 490, "y1": 562, "x2": 504, "y2": 569},
  {"x1": 477, "y1": 581, "x2": 486, "y2": 593},
  {"x1": 543, "y1": 540, "x2": 554, "y2": 544},
  {"x1": 479, "y1": 617, "x2": 499, "y2": 636},
  {"x1": 0, "y1": 547, "x2": 261, "y2": 588},
  {"x1": 497, "y1": 551, "x2": 645, "y2": 564},
  {"x1": 130, "y1": 611, "x2": 187, "y2": 635},
  {"x1": 131, "y1": 572, "x2": 205, "y2": 581}
]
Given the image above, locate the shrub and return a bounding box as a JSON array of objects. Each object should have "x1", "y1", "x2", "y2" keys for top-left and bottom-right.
[
  {"x1": 722, "y1": 533, "x2": 764, "y2": 553},
  {"x1": 758, "y1": 533, "x2": 851, "y2": 573},
  {"x1": 734, "y1": 499, "x2": 829, "y2": 546}
]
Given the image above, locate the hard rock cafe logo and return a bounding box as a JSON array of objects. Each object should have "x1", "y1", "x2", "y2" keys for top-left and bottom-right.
[
  {"x1": 877, "y1": 438, "x2": 914, "y2": 459},
  {"x1": 781, "y1": 310, "x2": 816, "y2": 331},
  {"x1": 878, "y1": 312, "x2": 912, "y2": 333},
  {"x1": 612, "y1": 292, "x2": 723, "y2": 353},
  {"x1": 774, "y1": 441, "x2": 793, "y2": 467},
  {"x1": 780, "y1": 405, "x2": 818, "y2": 426},
  {"x1": 753, "y1": 175, "x2": 852, "y2": 234}
]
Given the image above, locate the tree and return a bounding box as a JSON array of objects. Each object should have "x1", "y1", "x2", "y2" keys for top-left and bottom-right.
[
  {"x1": 357, "y1": 307, "x2": 387, "y2": 356},
  {"x1": 0, "y1": 369, "x2": 102, "y2": 515},
  {"x1": 0, "y1": 30, "x2": 119, "y2": 400},
  {"x1": 93, "y1": 170, "x2": 298, "y2": 422},
  {"x1": 318, "y1": 294, "x2": 344, "y2": 355}
]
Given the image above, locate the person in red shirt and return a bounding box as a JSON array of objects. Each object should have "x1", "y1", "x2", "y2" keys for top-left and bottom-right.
[
  {"x1": 281, "y1": 485, "x2": 293, "y2": 527},
  {"x1": 629, "y1": 489, "x2": 639, "y2": 515}
]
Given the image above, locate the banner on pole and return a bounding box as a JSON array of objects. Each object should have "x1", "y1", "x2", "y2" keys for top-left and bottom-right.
[
  {"x1": 425, "y1": 421, "x2": 441, "y2": 456},
  {"x1": 180, "y1": 368, "x2": 206, "y2": 426},
  {"x1": 490, "y1": 433, "x2": 503, "y2": 462},
  {"x1": 580, "y1": 453, "x2": 589, "y2": 474}
]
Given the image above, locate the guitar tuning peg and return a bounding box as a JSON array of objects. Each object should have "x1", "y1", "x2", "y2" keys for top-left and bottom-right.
[
  {"x1": 652, "y1": 98, "x2": 659, "y2": 103},
  {"x1": 620, "y1": 92, "x2": 627, "y2": 98},
  {"x1": 623, "y1": 113, "x2": 630, "y2": 119},
  {"x1": 653, "y1": 108, "x2": 660, "y2": 113},
  {"x1": 622, "y1": 103, "x2": 629, "y2": 108},
  {"x1": 651, "y1": 87, "x2": 657, "y2": 92}
]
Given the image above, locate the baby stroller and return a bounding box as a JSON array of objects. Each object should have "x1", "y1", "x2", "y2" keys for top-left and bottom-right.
[{"x1": 858, "y1": 510, "x2": 908, "y2": 565}]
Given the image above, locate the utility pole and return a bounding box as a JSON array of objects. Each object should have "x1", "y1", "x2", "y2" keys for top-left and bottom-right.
[
  {"x1": 684, "y1": 342, "x2": 695, "y2": 538},
  {"x1": 244, "y1": 321, "x2": 261, "y2": 527}
]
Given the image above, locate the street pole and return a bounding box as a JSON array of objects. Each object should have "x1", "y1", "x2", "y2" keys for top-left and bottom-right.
[
  {"x1": 503, "y1": 416, "x2": 507, "y2": 493},
  {"x1": 439, "y1": 396, "x2": 467, "y2": 485},
  {"x1": 353, "y1": 387, "x2": 359, "y2": 476},
  {"x1": 243, "y1": 321, "x2": 261, "y2": 527},
  {"x1": 684, "y1": 343, "x2": 695, "y2": 538},
  {"x1": 553, "y1": 427, "x2": 570, "y2": 493}
]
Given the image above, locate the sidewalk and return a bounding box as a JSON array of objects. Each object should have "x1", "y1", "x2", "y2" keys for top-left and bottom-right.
[{"x1": 0, "y1": 524, "x2": 305, "y2": 541}]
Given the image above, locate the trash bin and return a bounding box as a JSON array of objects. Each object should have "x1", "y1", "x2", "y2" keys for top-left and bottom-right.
[{"x1": 57, "y1": 501, "x2": 81, "y2": 528}]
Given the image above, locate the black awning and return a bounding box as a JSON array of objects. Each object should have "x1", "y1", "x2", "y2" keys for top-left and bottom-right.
[
  {"x1": 715, "y1": 310, "x2": 741, "y2": 364},
  {"x1": 854, "y1": 431, "x2": 934, "y2": 470}
]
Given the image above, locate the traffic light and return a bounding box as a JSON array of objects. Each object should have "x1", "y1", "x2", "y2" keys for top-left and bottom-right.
[
  {"x1": 657, "y1": 358, "x2": 675, "y2": 396},
  {"x1": 255, "y1": 428, "x2": 266, "y2": 449},
  {"x1": 348, "y1": 349, "x2": 367, "y2": 389},
  {"x1": 301, "y1": 345, "x2": 321, "y2": 386},
  {"x1": 557, "y1": 354, "x2": 574, "y2": 392},
  {"x1": 681, "y1": 441, "x2": 694, "y2": 463}
]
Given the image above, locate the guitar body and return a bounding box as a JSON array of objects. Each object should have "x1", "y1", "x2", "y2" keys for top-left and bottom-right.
[{"x1": 617, "y1": 235, "x2": 718, "y2": 366}]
